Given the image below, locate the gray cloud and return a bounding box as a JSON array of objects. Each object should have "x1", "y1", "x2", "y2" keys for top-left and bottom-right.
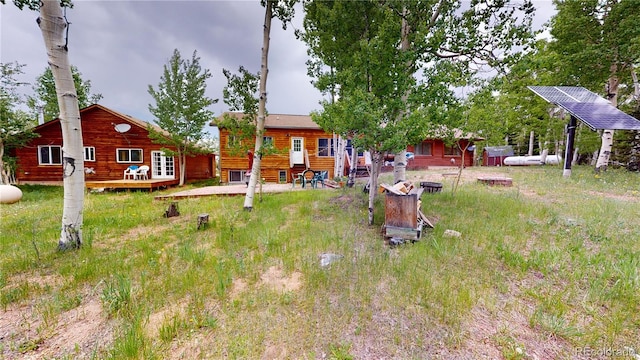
[{"x1": 1, "y1": 1, "x2": 555, "y2": 131}]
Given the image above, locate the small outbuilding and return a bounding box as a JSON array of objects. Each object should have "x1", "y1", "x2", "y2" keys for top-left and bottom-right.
[{"x1": 482, "y1": 146, "x2": 514, "y2": 166}]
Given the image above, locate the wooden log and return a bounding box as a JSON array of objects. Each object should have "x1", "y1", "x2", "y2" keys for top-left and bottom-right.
[
  {"x1": 477, "y1": 177, "x2": 513, "y2": 187},
  {"x1": 418, "y1": 209, "x2": 434, "y2": 228},
  {"x1": 197, "y1": 213, "x2": 209, "y2": 230},
  {"x1": 164, "y1": 202, "x2": 180, "y2": 218}
]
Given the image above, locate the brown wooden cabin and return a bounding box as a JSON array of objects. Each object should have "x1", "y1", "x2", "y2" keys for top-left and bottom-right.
[
  {"x1": 212, "y1": 113, "x2": 479, "y2": 184},
  {"x1": 406, "y1": 137, "x2": 476, "y2": 169},
  {"x1": 14, "y1": 104, "x2": 216, "y2": 189},
  {"x1": 212, "y1": 112, "x2": 338, "y2": 184}
]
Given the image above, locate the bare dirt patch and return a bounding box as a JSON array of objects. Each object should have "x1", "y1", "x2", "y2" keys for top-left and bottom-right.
[
  {"x1": 229, "y1": 278, "x2": 249, "y2": 299},
  {"x1": 259, "y1": 266, "x2": 303, "y2": 293},
  {"x1": 587, "y1": 190, "x2": 639, "y2": 202},
  {"x1": 0, "y1": 293, "x2": 114, "y2": 360}
]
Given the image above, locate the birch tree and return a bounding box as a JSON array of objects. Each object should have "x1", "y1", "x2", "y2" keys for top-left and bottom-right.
[
  {"x1": 243, "y1": 0, "x2": 296, "y2": 211},
  {"x1": 302, "y1": 0, "x2": 535, "y2": 225},
  {"x1": 148, "y1": 49, "x2": 217, "y2": 186},
  {"x1": 4, "y1": 0, "x2": 87, "y2": 250},
  {"x1": 550, "y1": 0, "x2": 640, "y2": 172}
]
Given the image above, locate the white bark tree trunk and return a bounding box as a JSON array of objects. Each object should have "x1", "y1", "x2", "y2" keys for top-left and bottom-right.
[
  {"x1": 368, "y1": 150, "x2": 383, "y2": 226},
  {"x1": 333, "y1": 134, "x2": 346, "y2": 180},
  {"x1": 179, "y1": 153, "x2": 187, "y2": 186},
  {"x1": 38, "y1": 1, "x2": 85, "y2": 250},
  {"x1": 244, "y1": 0, "x2": 272, "y2": 211},
  {"x1": 528, "y1": 130, "x2": 534, "y2": 156},
  {"x1": 392, "y1": 6, "x2": 411, "y2": 185},
  {"x1": 595, "y1": 70, "x2": 619, "y2": 172},
  {"x1": 347, "y1": 142, "x2": 358, "y2": 187},
  {"x1": 0, "y1": 140, "x2": 8, "y2": 184},
  {"x1": 631, "y1": 64, "x2": 639, "y2": 106}
]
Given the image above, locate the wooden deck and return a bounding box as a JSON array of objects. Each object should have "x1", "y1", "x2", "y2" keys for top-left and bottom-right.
[{"x1": 86, "y1": 178, "x2": 179, "y2": 191}]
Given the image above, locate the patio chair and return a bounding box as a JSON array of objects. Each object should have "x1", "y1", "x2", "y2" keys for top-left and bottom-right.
[
  {"x1": 136, "y1": 165, "x2": 150, "y2": 180},
  {"x1": 311, "y1": 170, "x2": 327, "y2": 188},
  {"x1": 124, "y1": 165, "x2": 139, "y2": 180}
]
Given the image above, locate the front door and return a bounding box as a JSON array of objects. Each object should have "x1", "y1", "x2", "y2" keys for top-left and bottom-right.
[
  {"x1": 291, "y1": 137, "x2": 304, "y2": 165},
  {"x1": 151, "y1": 151, "x2": 175, "y2": 179}
]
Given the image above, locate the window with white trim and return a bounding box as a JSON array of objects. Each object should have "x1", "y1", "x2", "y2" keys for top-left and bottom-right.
[
  {"x1": 278, "y1": 170, "x2": 287, "y2": 183},
  {"x1": 116, "y1": 148, "x2": 143, "y2": 163},
  {"x1": 318, "y1": 138, "x2": 353, "y2": 157},
  {"x1": 38, "y1": 145, "x2": 62, "y2": 165},
  {"x1": 229, "y1": 170, "x2": 244, "y2": 183},
  {"x1": 84, "y1": 146, "x2": 96, "y2": 162}
]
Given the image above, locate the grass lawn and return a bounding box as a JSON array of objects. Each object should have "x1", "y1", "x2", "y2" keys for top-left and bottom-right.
[{"x1": 1, "y1": 166, "x2": 639, "y2": 359}]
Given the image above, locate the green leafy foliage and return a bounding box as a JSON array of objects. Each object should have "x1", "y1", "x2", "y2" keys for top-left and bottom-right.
[
  {"x1": 27, "y1": 66, "x2": 103, "y2": 122},
  {"x1": 148, "y1": 49, "x2": 217, "y2": 185},
  {"x1": 0, "y1": 62, "x2": 39, "y2": 184}
]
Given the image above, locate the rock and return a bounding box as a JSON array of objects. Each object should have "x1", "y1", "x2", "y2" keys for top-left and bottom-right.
[
  {"x1": 319, "y1": 253, "x2": 343, "y2": 267},
  {"x1": 443, "y1": 229, "x2": 461, "y2": 238},
  {"x1": 0, "y1": 184, "x2": 23, "y2": 204}
]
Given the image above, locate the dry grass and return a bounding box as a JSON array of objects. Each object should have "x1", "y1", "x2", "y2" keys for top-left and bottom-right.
[{"x1": 2, "y1": 166, "x2": 640, "y2": 359}]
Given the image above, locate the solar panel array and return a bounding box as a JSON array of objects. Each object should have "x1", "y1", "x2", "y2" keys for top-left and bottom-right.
[{"x1": 528, "y1": 86, "x2": 640, "y2": 130}]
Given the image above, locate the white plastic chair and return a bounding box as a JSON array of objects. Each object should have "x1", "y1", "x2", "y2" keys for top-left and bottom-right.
[
  {"x1": 123, "y1": 165, "x2": 138, "y2": 180},
  {"x1": 136, "y1": 165, "x2": 150, "y2": 180}
]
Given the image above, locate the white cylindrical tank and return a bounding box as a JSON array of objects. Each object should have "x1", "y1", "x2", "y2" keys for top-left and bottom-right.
[
  {"x1": 0, "y1": 184, "x2": 23, "y2": 204},
  {"x1": 503, "y1": 155, "x2": 561, "y2": 166}
]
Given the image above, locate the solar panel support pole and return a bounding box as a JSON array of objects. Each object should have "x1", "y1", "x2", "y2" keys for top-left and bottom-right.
[{"x1": 563, "y1": 115, "x2": 577, "y2": 177}]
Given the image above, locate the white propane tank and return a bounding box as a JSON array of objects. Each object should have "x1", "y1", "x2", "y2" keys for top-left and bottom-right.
[
  {"x1": 0, "y1": 184, "x2": 23, "y2": 204},
  {"x1": 503, "y1": 155, "x2": 561, "y2": 166}
]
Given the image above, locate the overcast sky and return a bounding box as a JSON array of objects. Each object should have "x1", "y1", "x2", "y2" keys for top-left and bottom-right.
[{"x1": 1, "y1": 1, "x2": 556, "y2": 135}]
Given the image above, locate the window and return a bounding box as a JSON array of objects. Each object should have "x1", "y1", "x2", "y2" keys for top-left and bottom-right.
[
  {"x1": 444, "y1": 144, "x2": 461, "y2": 156},
  {"x1": 415, "y1": 142, "x2": 432, "y2": 156},
  {"x1": 318, "y1": 138, "x2": 331, "y2": 157},
  {"x1": 318, "y1": 138, "x2": 354, "y2": 157},
  {"x1": 278, "y1": 170, "x2": 287, "y2": 183},
  {"x1": 263, "y1": 136, "x2": 273, "y2": 145},
  {"x1": 229, "y1": 170, "x2": 244, "y2": 183},
  {"x1": 38, "y1": 145, "x2": 62, "y2": 165},
  {"x1": 84, "y1": 147, "x2": 96, "y2": 162},
  {"x1": 116, "y1": 148, "x2": 143, "y2": 163}
]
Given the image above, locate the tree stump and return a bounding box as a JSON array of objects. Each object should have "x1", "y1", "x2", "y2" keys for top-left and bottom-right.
[
  {"x1": 164, "y1": 202, "x2": 180, "y2": 218},
  {"x1": 197, "y1": 213, "x2": 209, "y2": 230}
]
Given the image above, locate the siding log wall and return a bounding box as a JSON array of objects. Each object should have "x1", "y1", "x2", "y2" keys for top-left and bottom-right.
[
  {"x1": 219, "y1": 127, "x2": 336, "y2": 183},
  {"x1": 15, "y1": 105, "x2": 215, "y2": 183}
]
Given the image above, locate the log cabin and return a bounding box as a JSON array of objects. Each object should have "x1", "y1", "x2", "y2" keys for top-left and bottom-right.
[
  {"x1": 212, "y1": 112, "x2": 478, "y2": 184},
  {"x1": 14, "y1": 104, "x2": 216, "y2": 189}
]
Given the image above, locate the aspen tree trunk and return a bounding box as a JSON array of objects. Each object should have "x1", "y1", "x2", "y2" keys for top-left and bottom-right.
[
  {"x1": 244, "y1": 0, "x2": 272, "y2": 211},
  {"x1": 334, "y1": 135, "x2": 346, "y2": 180},
  {"x1": 0, "y1": 141, "x2": 8, "y2": 184},
  {"x1": 38, "y1": 0, "x2": 84, "y2": 250},
  {"x1": 347, "y1": 142, "x2": 357, "y2": 187},
  {"x1": 368, "y1": 150, "x2": 383, "y2": 226},
  {"x1": 179, "y1": 153, "x2": 186, "y2": 186},
  {"x1": 528, "y1": 130, "x2": 534, "y2": 156},
  {"x1": 595, "y1": 69, "x2": 619, "y2": 172},
  {"x1": 392, "y1": 5, "x2": 411, "y2": 184}
]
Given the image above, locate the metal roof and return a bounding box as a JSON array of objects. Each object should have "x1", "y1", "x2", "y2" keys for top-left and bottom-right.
[{"x1": 484, "y1": 146, "x2": 514, "y2": 157}]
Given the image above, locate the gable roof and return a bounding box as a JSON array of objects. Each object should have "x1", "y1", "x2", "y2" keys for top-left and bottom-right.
[
  {"x1": 32, "y1": 103, "x2": 168, "y2": 136},
  {"x1": 212, "y1": 112, "x2": 321, "y2": 130},
  {"x1": 484, "y1": 146, "x2": 514, "y2": 157}
]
